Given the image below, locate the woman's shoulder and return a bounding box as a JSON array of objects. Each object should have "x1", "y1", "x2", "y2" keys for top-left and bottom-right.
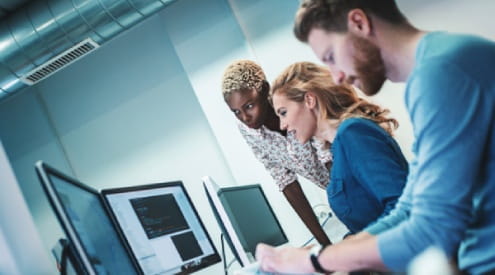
[
  {"x1": 335, "y1": 117, "x2": 391, "y2": 147},
  {"x1": 338, "y1": 117, "x2": 382, "y2": 133}
]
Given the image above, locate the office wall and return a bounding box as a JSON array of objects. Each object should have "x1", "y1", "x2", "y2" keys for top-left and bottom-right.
[
  {"x1": 0, "y1": 89, "x2": 72, "y2": 274},
  {"x1": 0, "y1": 141, "x2": 52, "y2": 274},
  {"x1": 0, "y1": 8, "x2": 236, "y2": 274},
  {"x1": 0, "y1": 0, "x2": 493, "y2": 273}
]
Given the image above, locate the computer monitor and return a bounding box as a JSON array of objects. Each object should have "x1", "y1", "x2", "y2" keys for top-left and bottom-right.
[
  {"x1": 37, "y1": 161, "x2": 221, "y2": 275},
  {"x1": 36, "y1": 161, "x2": 140, "y2": 275},
  {"x1": 203, "y1": 176, "x2": 288, "y2": 267},
  {"x1": 102, "y1": 181, "x2": 221, "y2": 274}
]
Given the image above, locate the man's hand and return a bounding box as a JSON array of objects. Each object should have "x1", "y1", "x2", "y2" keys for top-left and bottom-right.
[{"x1": 255, "y1": 243, "x2": 314, "y2": 274}]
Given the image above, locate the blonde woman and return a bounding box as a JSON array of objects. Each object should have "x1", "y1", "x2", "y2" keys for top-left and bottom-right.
[
  {"x1": 221, "y1": 60, "x2": 331, "y2": 245},
  {"x1": 269, "y1": 61, "x2": 407, "y2": 235}
]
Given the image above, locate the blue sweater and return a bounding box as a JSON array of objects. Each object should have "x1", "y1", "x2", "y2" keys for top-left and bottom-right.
[
  {"x1": 328, "y1": 118, "x2": 408, "y2": 234},
  {"x1": 366, "y1": 32, "x2": 495, "y2": 274}
]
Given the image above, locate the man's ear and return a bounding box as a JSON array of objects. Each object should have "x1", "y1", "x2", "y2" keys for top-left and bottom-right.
[
  {"x1": 304, "y1": 92, "x2": 317, "y2": 109},
  {"x1": 347, "y1": 9, "x2": 372, "y2": 37}
]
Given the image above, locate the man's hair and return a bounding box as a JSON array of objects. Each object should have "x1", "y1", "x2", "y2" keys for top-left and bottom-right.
[
  {"x1": 221, "y1": 60, "x2": 268, "y2": 100},
  {"x1": 294, "y1": 0, "x2": 407, "y2": 42},
  {"x1": 270, "y1": 61, "x2": 398, "y2": 135}
]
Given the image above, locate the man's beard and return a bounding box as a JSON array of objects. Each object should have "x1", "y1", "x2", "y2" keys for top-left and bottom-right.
[{"x1": 348, "y1": 34, "x2": 387, "y2": 96}]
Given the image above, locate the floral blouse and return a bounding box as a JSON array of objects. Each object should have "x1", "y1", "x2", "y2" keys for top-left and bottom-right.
[{"x1": 238, "y1": 121, "x2": 331, "y2": 191}]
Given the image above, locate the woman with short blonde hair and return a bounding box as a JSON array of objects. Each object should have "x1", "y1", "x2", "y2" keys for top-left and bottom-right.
[{"x1": 221, "y1": 60, "x2": 332, "y2": 245}]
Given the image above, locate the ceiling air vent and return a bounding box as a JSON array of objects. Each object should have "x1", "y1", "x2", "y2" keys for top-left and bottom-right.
[{"x1": 21, "y1": 38, "x2": 99, "y2": 85}]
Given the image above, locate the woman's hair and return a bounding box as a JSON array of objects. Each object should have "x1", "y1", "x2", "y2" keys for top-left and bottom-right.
[
  {"x1": 270, "y1": 61, "x2": 398, "y2": 135},
  {"x1": 294, "y1": 0, "x2": 407, "y2": 42},
  {"x1": 221, "y1": 60, "x2": 268, "y2": 100}
]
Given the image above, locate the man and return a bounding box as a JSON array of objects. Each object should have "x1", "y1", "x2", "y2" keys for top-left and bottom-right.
[{"x1": 255, "y1": 0, "x2": 495, "y2": 274}]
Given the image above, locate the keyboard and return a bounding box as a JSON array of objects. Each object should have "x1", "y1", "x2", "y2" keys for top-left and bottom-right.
[
  {"x1": 233, "y1": 261, "x2": 316, "y2": 275},
  {"x1": 233, "y1": 262, "x2": 273, "y2": 275}
]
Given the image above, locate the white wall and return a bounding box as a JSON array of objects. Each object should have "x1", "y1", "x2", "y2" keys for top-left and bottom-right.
[
  {"x1": 0, "y1": 89, "x2": 72, "y2": 274},
  {"x1": 0, "y1": 0, "x2": 494, "y2": 274},
  {"x1": 0, "y1": 141, "x2": 52, "y2": 274},
  {"x1": 0, "y1": 10, "x2": 236, "y2": 275}
]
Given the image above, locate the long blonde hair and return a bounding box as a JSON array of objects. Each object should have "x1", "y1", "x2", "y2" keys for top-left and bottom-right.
[{"x1": 270, "y1": 61, "x2": 398, "y2": 135}]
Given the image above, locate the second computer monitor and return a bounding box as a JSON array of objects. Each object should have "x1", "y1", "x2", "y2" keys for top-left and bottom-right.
[
  {"x1": 203, "y1": 176, "x2": 288, "y2": 266},
  {"x1": 218, "y1": 184, "x2": 288, "y2": 256}
]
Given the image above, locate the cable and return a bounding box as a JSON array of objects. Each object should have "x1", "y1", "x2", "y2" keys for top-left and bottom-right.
[
  {"x1": 311, "y1": 203, "x2": 330, "y2": 210},
  {"x1": 221, "y1": 234, "x2": 227, "y2": 275},
  {"x1": 221, "y1": 234, "x2": 239, "y2": 274},
  {"x1": 60, "y1": 241, "x2": 70, "y2": 275},
  {"x1": 300, "y1": 212, "x2": 332, "y2": 247},
  {"x1": 227, "y1": 259, "x2": 236, "y2": 269}
]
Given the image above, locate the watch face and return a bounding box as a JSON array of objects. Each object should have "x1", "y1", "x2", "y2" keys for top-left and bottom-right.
[{"x1": 309, "y1": 244, "x2": 323, "y2": 256}]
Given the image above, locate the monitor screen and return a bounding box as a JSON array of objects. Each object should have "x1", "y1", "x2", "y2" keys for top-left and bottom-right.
[
  {"x1": 203, "y1": 176, "x2": 288, "y2": 266},
  {"x1": 103, "y1": 182, "x2": 221, "y2": 274},
  {"x1": 203, "y1": 177, "x2": 250, "y2": 266},
  {"x1": 218, "y1": 185, "x2": 288, "y2": 256},
  {"x1": 36, "y1": 161, "x2": 140, "y2": 275}
]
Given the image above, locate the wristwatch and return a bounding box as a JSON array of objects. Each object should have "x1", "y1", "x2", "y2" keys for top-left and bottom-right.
[{"x1": 309, "y1": 244, "x2": 330, "y2": 274}]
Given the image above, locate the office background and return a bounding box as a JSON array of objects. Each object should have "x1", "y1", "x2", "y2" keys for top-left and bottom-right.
[{"x1": 0, "y1": 0, "x2": 493, "y2": 274}]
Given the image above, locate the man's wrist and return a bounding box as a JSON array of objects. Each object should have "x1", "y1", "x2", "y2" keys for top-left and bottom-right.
[{"x1": 309, "y1": 244, "x2": 331, "y2": 273}]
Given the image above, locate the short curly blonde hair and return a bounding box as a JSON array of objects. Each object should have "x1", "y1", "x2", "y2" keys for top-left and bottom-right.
[{"x1": 221, "y1": 60, "x2": 266, "y2": 99}]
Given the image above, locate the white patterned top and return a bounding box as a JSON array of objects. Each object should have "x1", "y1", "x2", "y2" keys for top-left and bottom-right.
[{"x1": 238, "y1": 121, "x2": 332, "y2": 191}]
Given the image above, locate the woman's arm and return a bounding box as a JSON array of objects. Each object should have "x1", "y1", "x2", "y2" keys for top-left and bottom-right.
[{"x1": 283, "y1": 180, "x2": 331, "y2": 245}]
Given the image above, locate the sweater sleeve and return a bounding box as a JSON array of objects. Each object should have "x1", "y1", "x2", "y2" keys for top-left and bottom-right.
[{"x1": 377, "y1": 61, "x2": 489, "y2": 271}]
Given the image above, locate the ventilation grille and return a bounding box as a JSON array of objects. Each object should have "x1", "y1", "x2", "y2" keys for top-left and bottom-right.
[{"x1": 21, "y1": 38, "x2": 99, "y2": 85}]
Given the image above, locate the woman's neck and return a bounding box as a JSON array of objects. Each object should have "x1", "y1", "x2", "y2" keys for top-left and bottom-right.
[{"x1": 317, "y1": 118, "x2": 338, "y2": 143}]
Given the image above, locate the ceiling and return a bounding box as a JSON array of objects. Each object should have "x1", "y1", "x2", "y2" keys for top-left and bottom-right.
[{"x1": 0, "y1": 0, "x2": 30, "y2": 19}]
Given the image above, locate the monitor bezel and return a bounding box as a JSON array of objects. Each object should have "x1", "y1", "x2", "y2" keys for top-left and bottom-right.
[
  {"x1": 36, "y1": 161, "x2": 95, "y2": 275},
  {"x1": 101, "y1": 180, "x2": 222, "y2": 274},
  {"x1": 217, "y1": 183, "x2": 288, "y2": 256},
  {"x1": 36, "y1": 161, "x2": 143, "y2": 275},
  {"x1": 202, "y1": 176, "x2": 252, "y2": 267}
]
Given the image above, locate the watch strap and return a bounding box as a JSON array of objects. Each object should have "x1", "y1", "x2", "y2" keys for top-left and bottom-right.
[{"x1": 309, "y1": 244, "x2": 329, "y2": 274}]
